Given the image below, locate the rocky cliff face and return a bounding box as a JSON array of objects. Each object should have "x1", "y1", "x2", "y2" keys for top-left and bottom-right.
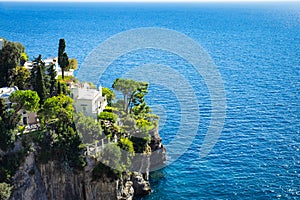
[
  {"x1": 149, "y1": 128, "x2": 166, "y2": 171},
  {"x1": 11, "y1": 153, "x2": 120, "y2": 200},
  {"x1": 10, "y1": 130, "x2": 165, "y2": 200}
]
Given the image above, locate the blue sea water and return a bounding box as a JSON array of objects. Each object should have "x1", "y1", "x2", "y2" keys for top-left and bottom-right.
[{"x1": 1, "y1": 2, "x2": 300, "y2": 199}]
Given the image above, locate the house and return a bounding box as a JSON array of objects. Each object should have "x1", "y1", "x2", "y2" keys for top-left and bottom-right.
[
  {"x1": 70, "y1": 83, "x2": 107, "y2": 119},
  {"x1": 24, "y1": 57, "x2": 74, "y2": 78},
  {"x1": 0, "y1": 86, "x2": 38, "y2": 126}
]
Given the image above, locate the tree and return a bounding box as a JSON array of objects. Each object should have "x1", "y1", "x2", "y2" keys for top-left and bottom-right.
[
  {"x1": 112, "y1": 78, "x2": 149, "y2": 114},
  {"x1": 74, "y1": 112, "x2": 103, "y2": 144},
  {"x1": 0, "y1": 40, "x2": 25, "y2": 87},
  {"x1": 68, "y1": 58, "x2": 78, "y2": 70},
  {"x1": 0, "y1": 98, "x2": 16, "y2": 151},
  {"x1": 98, "y1": 111, "x2": 118, "y2": 123},
  {"x1": 30, "y1": 55, "x2": 44, "y2": 90},
  {"x1": 102, "y1": 87, "x2": 115, "y2": 106},
  {"x1": 100, "y1": 143, "x2": 122, "y2": 171},
  {"x1": 35, "y1": 65, "x2": 47, "y2": 104},
  {"x1": 8, "y1": 90, "x2": 40, "y2": 126},
  {"x1": 58, "y1": 39, "x2": 65, "y2": 65},
  {"x1": 0, "y1": 182, "x2": 12, "y2": 200},
  {"x1": 58, "y1": 39, "x2": 69, "y2": 80},
  {"x1": 38, "y1": 94, "x2": 73, "y2": 127},
  {"x1": 47, "y1": 63, "x2": 57, "y2": 96},
  {"x1": 38, "y1": 94, "x2": 85, "y2": 168},
  {"x1": 10, "y1": 66, "x2": 31, "y2": 90},
  {"x1": 20, "y1": 52, "x2": 28, "y2": 66}
]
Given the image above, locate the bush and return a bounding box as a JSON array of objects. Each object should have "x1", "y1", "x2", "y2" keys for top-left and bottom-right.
[
  {"x1": 0, "y1": 182, "x2": 12, "y2": 200},
  {"x1": 98, "y1": 112, "x2": 118, "y2": 123}
]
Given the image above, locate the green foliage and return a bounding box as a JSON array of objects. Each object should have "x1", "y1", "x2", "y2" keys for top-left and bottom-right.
[
  {"x1": 58, "y1": 39, "x2": 66, "y2": 66},
  {"x1": 103, "y1": 106, "x2": 118, "y2": 112},
  {"x1": 47, "y1": 63, "x2": 57, "y2": 96},
  {"x1": 130, "y1": 135, "x2": 150, "y2": 154},
  {"x1": 10, "y1": 66, "x2": 31, "y2": 90},
  {"x1": 102, "y1": 87, "x2": 115, "y2": 106},
  {"x1": 118, "y1": 137, "x2": 134, "y2": 154},
  {"x1": 112, "y1": 78, "x2": 139, "y2": 113},
  {"x1": 58, "y1": 39, "x2": 69, "y2": 79},
  {"x1": 9, "y1": 90, "x2": 40, "y2": 112},
  {"x1": 68, "y1": 58, "x2": 78, "y2": 70},
  {"x1": 9, "y1": 90, "x2": 40, "y2": 126},
  {"x1": 92, "y1": 162, "x2": 121, "y2": 181},
  {"x1": 0, "y1": 150, "x2": 27, "y2": 183},
  {"x1": 0, "y1": 98, "x2": 16, "y2": 151},
  {"x1": 30, "y1": 55, "x2": 49, "y2": 102},
  {"x1": 0, "y1": 182, "x2": 12, "y2": 200},
  {"x1": 38, "y1": 94, "x2": 73, "y2": 127},
  {"x1": 118, "y1": 137, "x2": 134, "y2": 167},
  {"x1": 0, "y1": 40, "x2": 25, "y2": 87},
  {"x1": 121, "y1": 116, "x2": 136, "y2": 133},
  {"x1": 0, "y1": 128, "x2": 16, "y2": 152},
  {"x1": 112, "y1": 78, "x2": 149, "y2": 115},
  {"x1": 93, "y1": 143, "x2": 123, "y2": 180},
  {"x1": 56, "y1": 81, "x2": 70, "y2": 95},
  {"x1": 37, "y1": 95, "x2": 86, "y2": 169},
  {"x1": 74, "y1": 112, "x2": 103, "y2": 144},
  {"x1": 98, "y1": 112, "x2": 118, "y2": 123},
  {"x1": 35, "y1": 65, "x2": 47, "y2": 104},
  {"x1": 20, "y1": 52, "x2": 28, "y2": 66}
]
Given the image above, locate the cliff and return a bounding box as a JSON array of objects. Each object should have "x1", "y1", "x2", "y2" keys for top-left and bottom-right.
[{"x1": 9, "y1": 129, "x2": 165, "y2": 200}]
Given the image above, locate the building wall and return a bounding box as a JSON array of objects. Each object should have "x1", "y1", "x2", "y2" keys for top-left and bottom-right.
[
  {"x1": 0, "y1": 38, "x2": 4, "y2": 50},
  {"x1": 71, "y1": 86, "x2": 107, "y2": 120}
]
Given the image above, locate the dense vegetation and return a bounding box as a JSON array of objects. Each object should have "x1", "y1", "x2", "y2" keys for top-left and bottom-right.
[{"x1": 0, "y1": 38, "x2": 159, "y2": 197}]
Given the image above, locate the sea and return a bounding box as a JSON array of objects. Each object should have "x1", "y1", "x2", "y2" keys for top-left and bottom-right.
[{"x1": 0, "y1": 2, "x2": 299, "y2": 199}]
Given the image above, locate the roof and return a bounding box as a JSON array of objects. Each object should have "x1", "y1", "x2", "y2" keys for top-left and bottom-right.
[
  {"x1": 0, "y1": 86, "x2": 18, "y2": 99},
  {"x1": 77, "y1": 89, "x2": 101, "y2": 100}
]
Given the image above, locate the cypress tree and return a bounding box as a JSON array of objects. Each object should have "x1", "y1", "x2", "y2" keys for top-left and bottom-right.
[
  {"x1": 48, "y1": 63, "x2": 57, "y2": 96},
  {"x1": 58, "y1": 39, "x2": 69, "y2": 80},
  {"x1": 36, "y1": 65, "x2": 47, "y2": 104},
  {"x1": 57, "y1": 81, "x2": 62, "y2": 95}
]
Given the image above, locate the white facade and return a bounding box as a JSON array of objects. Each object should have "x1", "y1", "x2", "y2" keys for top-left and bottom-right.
[
  {"x1": 24, "y1": 57, "x2": 74, "y2": 78},
  {"x1": 0, "y1": 38, "x2": 4, "y2": 50},
  {"x1": 0, "y1": 86, "x2": 18, "y2": 109},
  {"x1": 71, "y1": 83, "x2": 107, "y2": 119}
]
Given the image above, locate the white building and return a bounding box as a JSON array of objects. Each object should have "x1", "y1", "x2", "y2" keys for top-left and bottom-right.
[
  {"x1": 0, "y1": 86, "x2": 18, "y2": 109},
  {"x1": 70, "y1": 83, "x2": 107, "y2": 119},
  {"x1": 0, "y1": 38, "x2": 4, "y2": 50},
  {"x1": 0, "y1": 86, "x2": 37, "y2": 126},
  {"x1": 24, "y1": 57, "x2": 74, "y2": 78}
]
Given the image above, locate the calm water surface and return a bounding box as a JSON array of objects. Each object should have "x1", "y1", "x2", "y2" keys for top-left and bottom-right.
[{"x1": 0, "y1": 2, "x2": 299, "y2": 199}]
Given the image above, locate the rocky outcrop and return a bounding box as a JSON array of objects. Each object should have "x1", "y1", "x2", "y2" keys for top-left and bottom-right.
[
  {"x1": 149, "y1": 128, "x2": 166, "y2": 171},
  {"x1": 131, "y1": 172, "x2": 151, "y2": 196},
  {"x1": 10, "y1": 128, "x2": 166, "y2": 200},
  {"x1": 11, "y1": 154, "x2": 135, "y2": 200}
]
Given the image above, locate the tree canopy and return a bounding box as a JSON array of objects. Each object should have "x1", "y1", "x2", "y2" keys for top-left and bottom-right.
[
  {"x1": 38, "y1": 94, "x2": 73, "y2": 126},
  {"x1": 0, "y1": 40, "x2": 26, "y2": 87},
  {"x1": 112, "y1": 78, "x2": 149, "y2": 114},
  {"x1": 102, "y1": 87, "x2": 115, "y2": 106}
]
